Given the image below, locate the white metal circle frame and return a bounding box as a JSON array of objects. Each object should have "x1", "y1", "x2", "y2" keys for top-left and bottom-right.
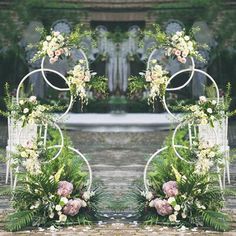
[{"x1": 144, "y1": 51, "x2": 226, "y2": 189}]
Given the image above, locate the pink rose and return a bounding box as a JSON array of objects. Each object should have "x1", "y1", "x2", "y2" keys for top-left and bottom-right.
[
  {"x1": 175, "y1": 50, "x2": 181, "y2": 56},
  {"x1": 53, "y1": 31, "x2": 60, "y2": 37},
  {"x1": 62, "y1": 199, "x2": 82, "y2": 216},
  {"x1": 49, "y1": 57, "x2": 57, "y2": 64},
  {"x1": 153, "y1": 199, "x2": 173, "y2": 216},
  {"x1": 162, "y1": 181, "x2": 178, "y2": 197},
  {"x1": 180, "y1": 57, "x2": 187, "y2": 64},
  {"x1": 55, "y1": 50, "x2": 61, "y2": 56},
  {"x1": 57, "y1": 181, "x2": 73, "y2": 197}
]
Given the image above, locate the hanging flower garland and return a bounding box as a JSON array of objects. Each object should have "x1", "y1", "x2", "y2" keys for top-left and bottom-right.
[{"x1": 144, "y1": 60, "x2": 170, "y2": 105}]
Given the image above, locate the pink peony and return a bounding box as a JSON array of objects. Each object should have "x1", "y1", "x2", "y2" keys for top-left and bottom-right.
[
  {"x1": 62, "y1": 199, "x2": 82, "y2": 216},
  {"x1": 162, "y1": 181, "x2": 178, "y2": 197},
  {"x1": 153, "y1": 199, "x2": 173, "y2": 216},
  {"x1": 57, "y1": 181, "x2": 73, "y2": 197}
]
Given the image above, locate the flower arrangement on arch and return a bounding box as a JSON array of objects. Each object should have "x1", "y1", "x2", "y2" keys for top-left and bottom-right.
[
  {"x1": 5, "y1": 96, "x2": 57, "y2": 127},
  {"x1": 144, "y1": 60, "x2": 170, "y2": 105},
  {"x1": 144, "y1": 24, "x2": 208, "y2": 64},
  {"x1": 31, "y1": 30, "x2": 70, "y2": 64},
  {"x1": 193, "y1": 140, "x2": 222, "y2": 175},
  {"x1": 14, "y1": 140, "x2": 44, "y2": 175},
  {"x1": 165, "y1": 30, "x2": 206, "y2": 64},
  {"x1": 67, "y1": 60, "x2": 92, "y2": 104},
  {"x1": 180, "y1": 96, "x2": 224, "y2": 127},
  {"x1": 29, "y1": 25, "x2": 94, "y2": 64}
]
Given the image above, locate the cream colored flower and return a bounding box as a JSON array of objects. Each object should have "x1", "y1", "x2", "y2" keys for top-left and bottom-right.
[
  {"x1": 145, "y1": 191, "x2": 154, "y2": 201},
  {"x1": 60, "y1": 197, "x2": 68, "y2": 205},
  {"x1": 168, "y1": 197, "x2": 175, "y2": 204},
  {"x1": 207, "y1": 108, "x2": 212, "y2": 114},
  {"x1": 23, "y1": 108, "x2": 29, "y2": 114},
  {"x1": 83, "y1": 191, "x2": 91, "y2": 201},
  {"x1": 174, "y1": 204, "x2": 181, "y2": 211},
  {"x1": 55, "y1": 205, "x2": 62, "y2": 211},
  {"x1": 59, "y1": 214, "x2": 67, "y2": 222},
  {"x1": 181, "y1": 212, "x2": 187, "y2": 218},
  {"x1": 169, "y1": 214, "x2": 177, "y2": 222},
  {"x1": 149, "y1": 200, "x2": 154, "y2": 207}
]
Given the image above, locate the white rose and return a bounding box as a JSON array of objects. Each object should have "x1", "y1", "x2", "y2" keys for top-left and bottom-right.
[
  {"x1": 145, "y1": 191, "x2": 154, "y2": 201},
  {"x1": 169, "y1": 214, "x2": 177, "y2": 222},
  {"x1": 174, "y1": 205, "x2": 181, "y2": 211},
  {"x1": 82, "y1": 191, "x2": 91, "y2": 201},
  {"x1": 207, "y1": 108, "x2": 212, "y2": 114},
  {"x1": 60, "y1": 197, "x2": 68, "y2": 205},
  {"x1": 201, "y1": 119, "x2": 208, "y2": 125},
  {"x1": 23, "y1": 108, "x2": 29, "y2": 114},
  {"x1": 208, "y1": 151, "x2": 215, "y2": 158},
  {"x1": 49, "y1": 212, "x2": 54, "y2": 219},
  {"x1": 149, "y1": 200, "x2": 154, "y2": 207},
  {"x1": 55, "y1": 205, "x2": 62, "y2": 211},
  {"x1": 181, "y1": 212, "x2": 187, "y2": 218},
  {"x1": 81, "y1": 200, "x2": 87, "y2": 207},
  {"x1": 59, "y1": 214, "x2": 67, "y2": 222},
  {"x1": 46, "y1": 36, "x2": 52, "y2": 41},
  {"x1": 21, "y1": 151, "x2": 28, "y2": 158},
  {"x1": 19, "y1": 100, "x2": 25, "y2": 105},
  {"x1": 29, "y1": 96, "x2": 37, "y2": 103},
  {"x1": 184, "y1": 35, "x2": 190, "y2": 41},
  {"x1": 211, "y1": 100, "x2": 217, "y2": 105},
  {"x1": 199, "y1": 96, "x2": 207, "y2": 103},
  {"x1": 168, "y1": 197, "x2": 176, "y2": 204}
]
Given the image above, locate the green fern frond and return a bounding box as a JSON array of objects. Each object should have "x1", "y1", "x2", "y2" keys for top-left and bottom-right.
[
  {"x1": 5, "y1": 210, "x2": 35, "y2": 231},
  {"x1": 201, "y1": 210, "x2": 230, "y2": 231}
]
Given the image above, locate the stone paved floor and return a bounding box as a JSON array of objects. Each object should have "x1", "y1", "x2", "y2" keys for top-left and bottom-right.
[{"x1": 1, "y1": 121, "x2": 236, "y2": 234}]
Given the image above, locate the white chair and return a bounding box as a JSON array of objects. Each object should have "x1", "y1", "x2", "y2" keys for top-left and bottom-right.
[
  {"x1": 6, "y1": 117, "x2": 38, "y2": 188},
  {"x1": 198, "y1": 117, "x2": 230, "y2": 188}
]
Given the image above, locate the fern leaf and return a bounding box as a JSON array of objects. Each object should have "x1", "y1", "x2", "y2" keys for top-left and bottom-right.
[
  {"x1": 5, "y1": 210, "x2": 35, "y2": 231},
  {"x1": 201, "y1": 210, "x2": 230, "y2": 231}
]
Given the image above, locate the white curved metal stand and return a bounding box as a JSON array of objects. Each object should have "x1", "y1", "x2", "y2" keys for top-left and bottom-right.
[
  {"x1": 144, "y1": 54, "x2": 230, "y2": 190},
  {"x1": 7, "y1": 53, "x2": 93, "y2": 191}
]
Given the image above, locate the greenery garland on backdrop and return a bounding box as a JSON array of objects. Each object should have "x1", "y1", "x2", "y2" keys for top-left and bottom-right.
[
  {"x1": 132, "y1": 24, "x2": 236, "y2": 232},
  {"x1": 0, "y1": 25, "x2": 107, "y2": 232}
]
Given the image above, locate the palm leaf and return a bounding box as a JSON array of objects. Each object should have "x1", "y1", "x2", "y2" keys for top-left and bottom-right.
[
  {"x1": 201, "y1": 210, "x2": 230, "y2": 231},
  {"x1": 5, "y1": 210, "x2": 35, "y2": 231}
]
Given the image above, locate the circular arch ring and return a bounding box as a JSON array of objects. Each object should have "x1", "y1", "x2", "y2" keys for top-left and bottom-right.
[
  {"x1": 144, "y1": 145, "x2": 190, "y2": 192},
  {"x1": 162, "y1": 67, "x2": 220, "y2": 121},
  {"x1": 16, "y1": 68, "x2": 74, "y2": 122},
  {"x1": 18, "y1": 121, "x2": 64, "y2": 164},
  {"x1": 171, "y1": 119, "x2": 218, "y2": 164},
  {"x1": 47, "y1": 145, "x2": 92, "y2": 192}
]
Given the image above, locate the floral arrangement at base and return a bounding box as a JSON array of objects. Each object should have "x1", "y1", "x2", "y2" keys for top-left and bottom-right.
[
  {"x1": 2, "y1": 130, "x2": 102, "y2": 232},
  {"x1": 133, "y1": 131, "x2": 232, "y2": 232}
]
